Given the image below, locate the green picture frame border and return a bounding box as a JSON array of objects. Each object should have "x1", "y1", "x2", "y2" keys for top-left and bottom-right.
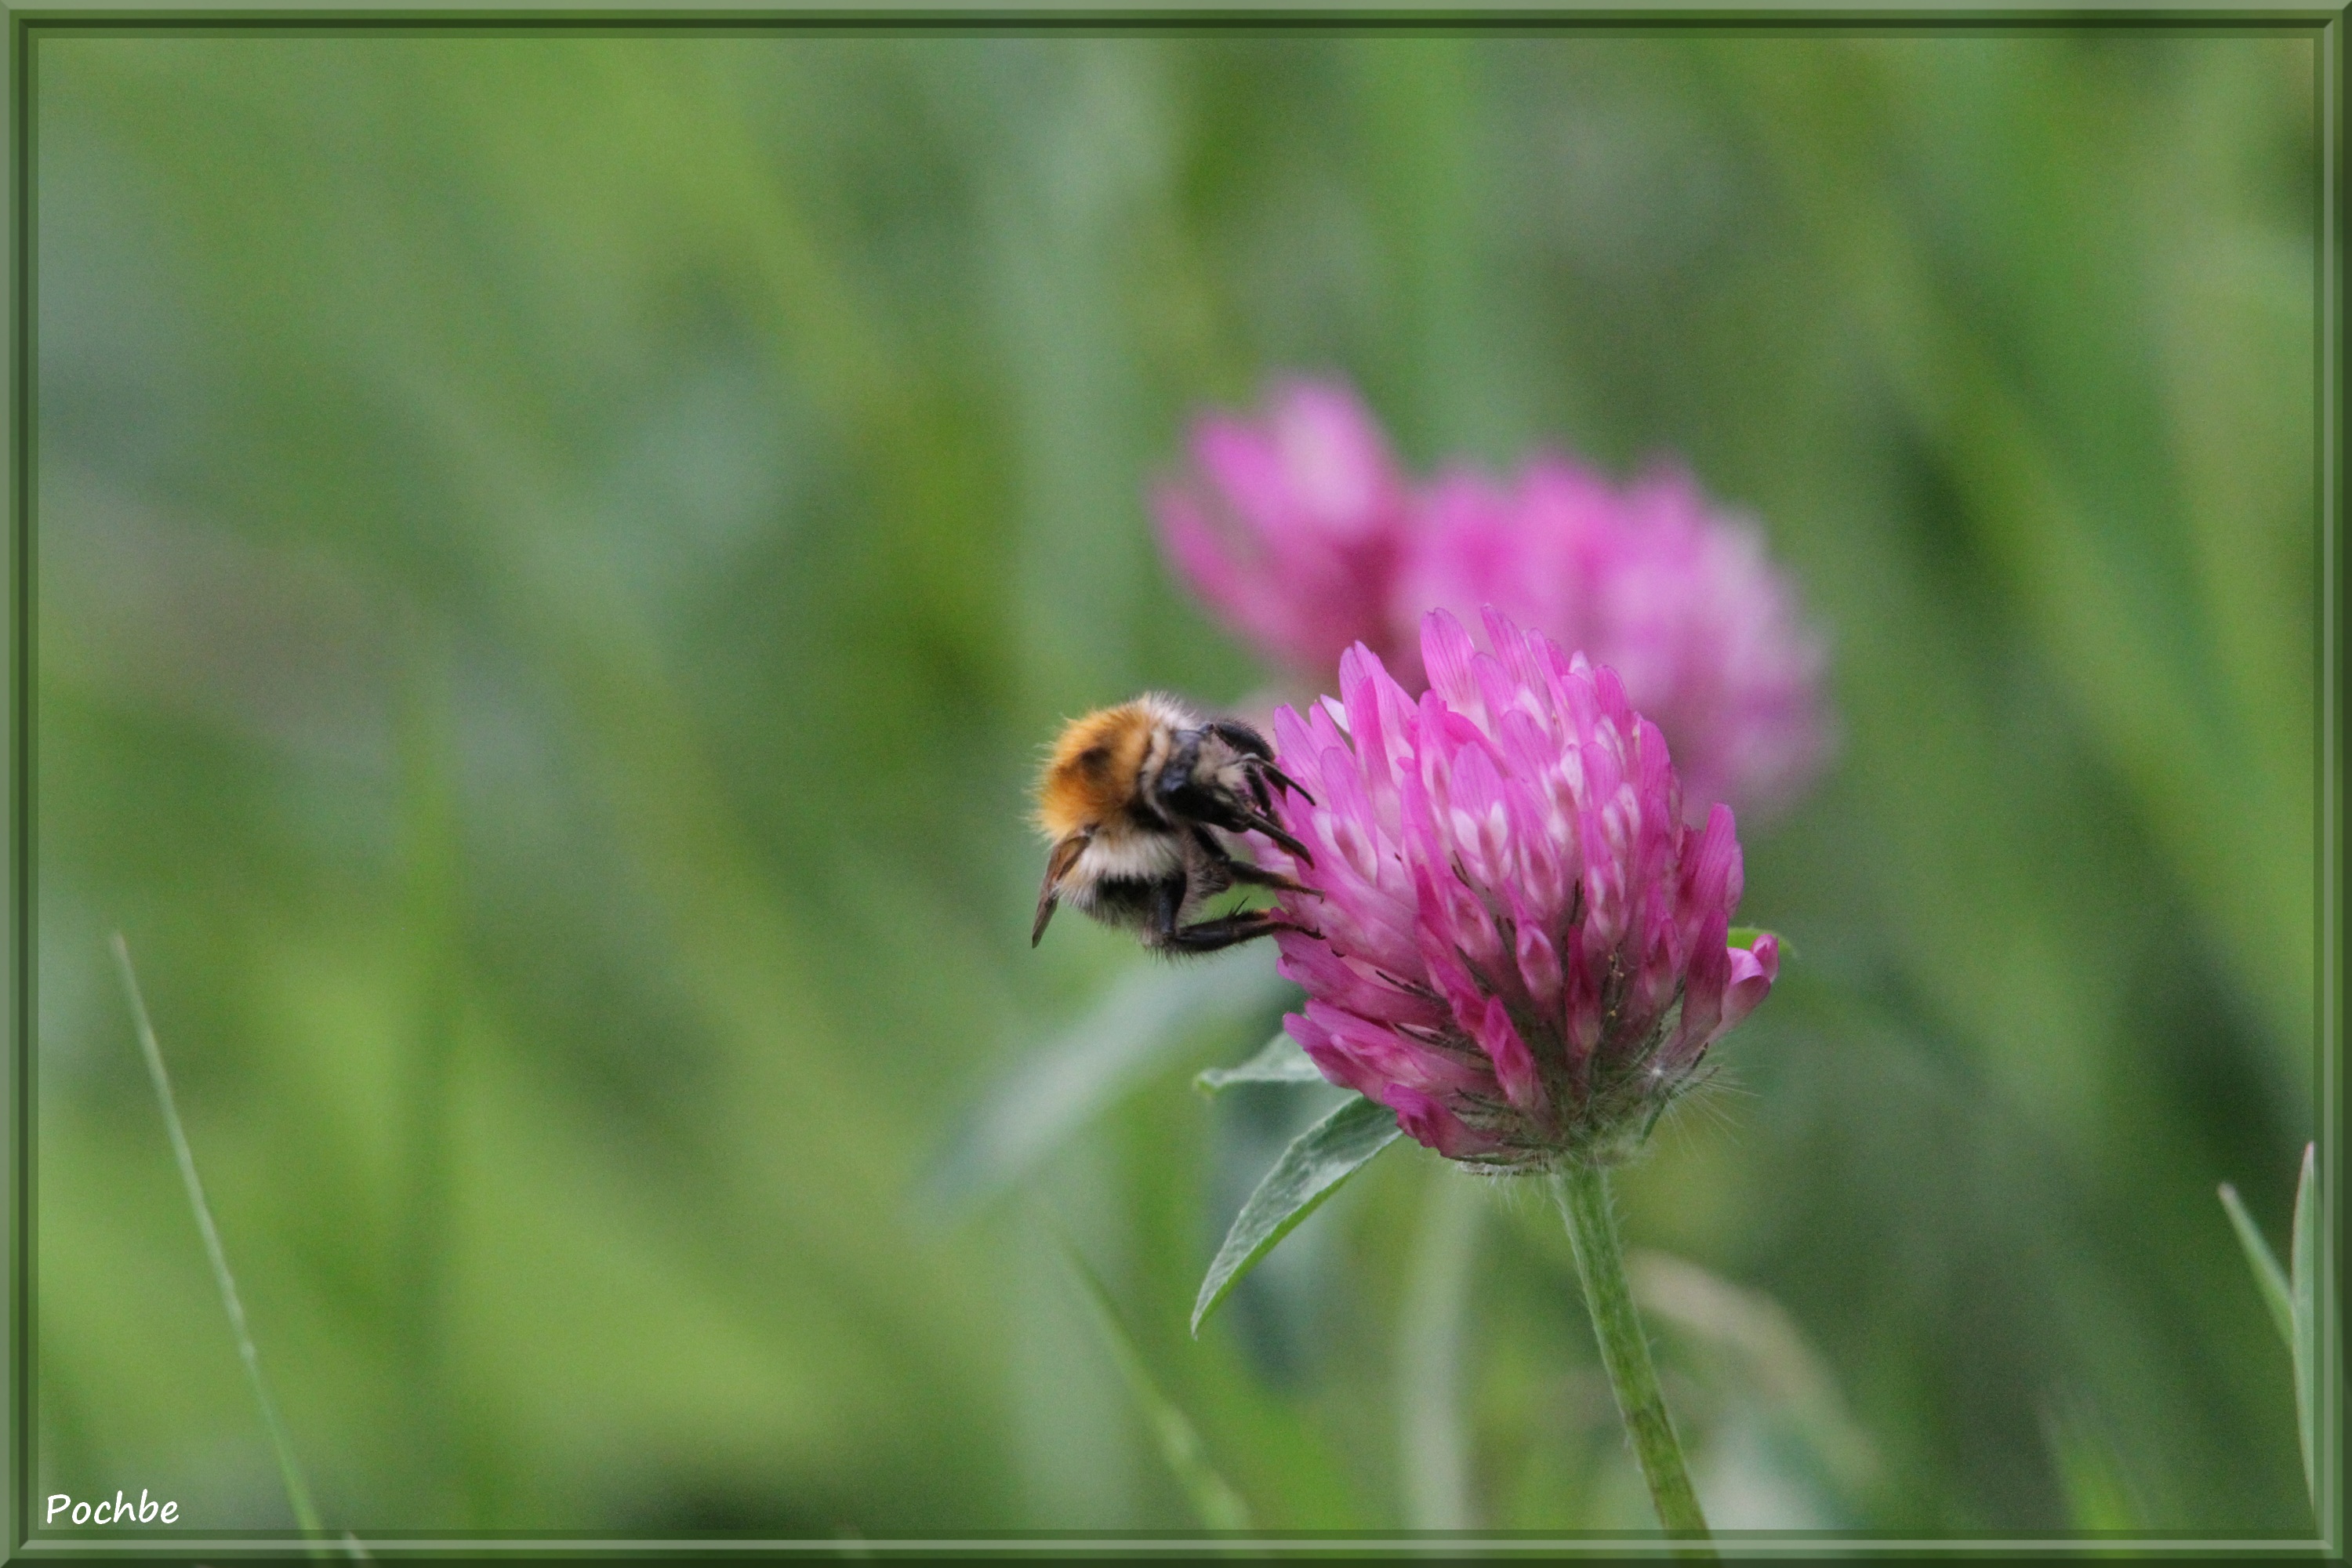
[{"x1": 0, "y1": 7, "x2": 2337, "y2": 1555}]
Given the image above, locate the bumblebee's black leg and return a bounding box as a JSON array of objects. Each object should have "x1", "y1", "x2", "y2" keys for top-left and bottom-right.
[
  {"x1": 1144, "y1": 871, "x2": 1189, "y2": 951},
  {"x1": 1255, "y1": 760, "x2": 1314, "y2": 806},
  {"x1": 1207, "y1": 719, "x2": 1272, "y2": 760},
  {"x1": 1243, "y1": 762, "x2": 1315, "y2": 813},
  {"x1": 1189, "y1": 825, "x2": 1315, "y2": 896},
  {"x1": 1233, "y1": 806, "x2": 1315, "y2": 865},
  {"x1": 1189, "y1": 825, "x2": 1237, "y2": 877},
  {"x1": 1207, "y1": 721, "x2": 1316, "y2": 811},
  {"x1": 1223, "y1": 857, "x2": 1316, "y2": 896},
  {"x1": 1163, "y1": 909, "x2": 1317, "y2": 953}
]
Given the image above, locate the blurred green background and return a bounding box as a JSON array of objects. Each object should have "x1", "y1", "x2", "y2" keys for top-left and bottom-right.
[{"x1": 31, "y1": 29, "x2": 2321, "y2": 1539}]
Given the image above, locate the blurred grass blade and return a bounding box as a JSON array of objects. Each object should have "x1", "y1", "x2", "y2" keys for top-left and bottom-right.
[
  {"x1": 1192, "y1": 1094, "x2": 1400, "y2": 1336},
  {"x1": 112, "y1": 933, "x2": 328, "y2": 1552},
  {"x1": 2218, "y1": 1181, "x2": 2296, "y2": 1350},
  {"x1": 2289, "y1": 1142, "x2": 2318, "y2": 1512},
  {"x1": 1195, "y1": 1030, "x2": 1323, "y2": 1094},
  {"x1": 1628, "y1": 1250, "x2": 1881, "y2": 1508},
  {"x1": 929, "y1": 949, "x2": 1286, "y2": 1208},
  {"x1": 1054, "y1": 1232, "x2": 1254, "y2": 1533},
  {"x1": 2042, "y1": 1400, "x2": 2142, "y2": 1534},
  {"x1": 2219, "y1": 1148, "x2": 2318, "y2": 1517}
]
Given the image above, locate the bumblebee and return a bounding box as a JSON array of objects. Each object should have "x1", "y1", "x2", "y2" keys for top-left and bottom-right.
[{"x1": 1031, "y1": 695, "x2": 1318, "y2": 954}]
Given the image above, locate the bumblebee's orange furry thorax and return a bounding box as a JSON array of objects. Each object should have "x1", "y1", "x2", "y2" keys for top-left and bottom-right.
[{"x1": 1036, "y1": 701, "x2": 1168, "y2": 838}]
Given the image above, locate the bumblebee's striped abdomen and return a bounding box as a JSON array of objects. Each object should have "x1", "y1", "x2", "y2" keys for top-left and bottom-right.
[{"x1": 1078, "y1": 875, "x2": 1164, "y2": 930}]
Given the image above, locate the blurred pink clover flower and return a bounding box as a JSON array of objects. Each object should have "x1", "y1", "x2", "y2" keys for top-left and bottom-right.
[
  {"x1": 1152, "y1": 379, "x2": 1418, "y2": 677},
  {"x1": 1153, "y1": 381, "x2": 1828, "y2": 821}
]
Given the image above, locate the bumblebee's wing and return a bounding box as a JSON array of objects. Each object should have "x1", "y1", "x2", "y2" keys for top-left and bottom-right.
[{"x1": 1031, "y1": 829, "x2": 1091, "y2": 946}]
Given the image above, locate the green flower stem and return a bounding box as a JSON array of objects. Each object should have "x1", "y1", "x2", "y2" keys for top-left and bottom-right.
[{"x1": 1552, "y1": 1166, "x2": 1711, "y2": 1545}]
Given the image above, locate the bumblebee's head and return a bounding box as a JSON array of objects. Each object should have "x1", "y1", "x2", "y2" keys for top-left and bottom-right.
[{"x1": 1034, "y1": 695, "x2": 1197, "y2": 840}]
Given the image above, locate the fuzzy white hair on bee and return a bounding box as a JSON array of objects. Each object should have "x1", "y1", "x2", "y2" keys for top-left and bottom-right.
[{"x1": 1030, "y1": 695, "x2": 1318, "y2": 955}]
